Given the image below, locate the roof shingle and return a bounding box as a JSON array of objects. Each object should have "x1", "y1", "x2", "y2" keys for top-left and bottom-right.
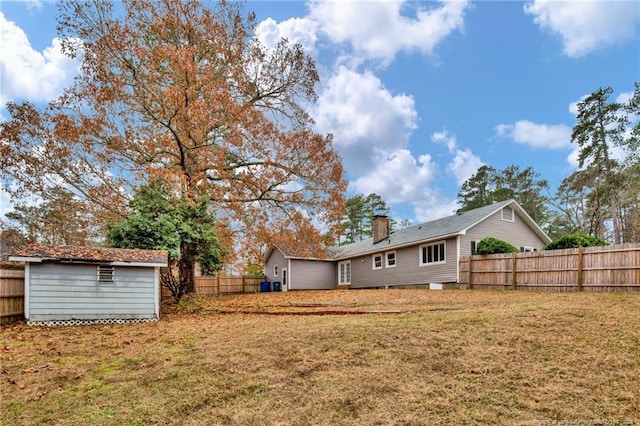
[{"x1": 11, "y1": 244, "x2": 168, "y2": 265}]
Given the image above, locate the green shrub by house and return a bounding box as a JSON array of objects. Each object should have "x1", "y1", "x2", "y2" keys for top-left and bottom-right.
[
  {"x1": 475, "y1": 237, "x2": 519, "y2": 255},
  {"x1": 543, "y1": 233, "x2": 609, "y2": 250}
]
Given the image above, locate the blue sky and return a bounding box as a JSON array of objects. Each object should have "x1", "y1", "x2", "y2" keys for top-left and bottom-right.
[{"x1": 1, "y1": 0, "x2": 639, "y2": 226}]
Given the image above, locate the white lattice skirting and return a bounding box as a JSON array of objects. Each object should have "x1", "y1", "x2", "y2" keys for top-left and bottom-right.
[{"x1": 27, "y1": 318, "x2": 158, "y2": 327}]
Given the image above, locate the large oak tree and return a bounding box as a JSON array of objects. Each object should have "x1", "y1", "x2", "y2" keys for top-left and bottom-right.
[{"x1": 1, "y1": 0, "x2": 346, "y2": 289}]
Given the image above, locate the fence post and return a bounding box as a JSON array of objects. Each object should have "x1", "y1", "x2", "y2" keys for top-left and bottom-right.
[
  {"x1": 577, "y1": 246, "x2": 584, "y2": 292},
  {"x1": 216, "y1": 275, "x2": 220, "y2": 294},
  {"x1": 511, "y1": 252, "x2": 517, "y2": 290},
  {"x1": 468, "y1": 256, "x2": 473, "y2": 289}
]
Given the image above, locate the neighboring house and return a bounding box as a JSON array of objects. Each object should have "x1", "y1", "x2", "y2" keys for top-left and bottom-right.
[
  {"x1": 264, "y1": 200, "x2": 551, "y2": 290},
  {"x1": 10, "y1": 244, "x2": 167, "y2": 325}
]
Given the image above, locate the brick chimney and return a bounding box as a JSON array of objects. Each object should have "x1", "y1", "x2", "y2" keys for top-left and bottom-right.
[{"x1": 372, "y1": 215, "x2": 389, "y2": 244}]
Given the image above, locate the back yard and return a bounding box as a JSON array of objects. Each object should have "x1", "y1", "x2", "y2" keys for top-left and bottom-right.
[{"x1": 1, "y1": 289, "x2": 639, "y2": 425}]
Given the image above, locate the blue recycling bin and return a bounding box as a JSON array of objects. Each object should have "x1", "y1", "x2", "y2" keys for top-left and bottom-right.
[
  {"x1": 273, "y1": 281, "x2": 281, "y2": 292},
  {"x1": 260, "y1": 281, "x2": 270, "y2": 292}
]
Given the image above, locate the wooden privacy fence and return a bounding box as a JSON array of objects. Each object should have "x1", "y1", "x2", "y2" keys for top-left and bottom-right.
[
  {"x1": 1, "y1": 263, "x2": 25, "y2": 324},
  {"x1": 459, "y1": 243, "x2": 640, "y2": 292},
  {"x1": 194, "y1": 275, "x2": 264, "y2": 295},
  {"x1": 161, "y1": 275, "x2": 265, "y2": 299}
]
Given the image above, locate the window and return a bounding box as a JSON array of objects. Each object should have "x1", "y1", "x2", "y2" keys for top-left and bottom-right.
[
  {"x1": 338, "y1": 261, "x2": 351, "y2": 285},
  {"x1": 372, "y1": 254, "x2": 382, "y2": 270},
  {"x1": 502, "y1": 206, "x2": 514, "y2": 222},
  {"x1": 97, "y1": 266, "x2": 114, "y2": 283},
  {"x1": 470, "y1": 240, "x2": 477, "y2": 255},
  {"x1": 420, "y1": 242, "x2": 446, "y2": 265},
  {"x1": 520, "y1": 246, "x2": 536, "y2": 253},
  {"x1": 273, "y1": 265, "x2": 279, "y2": 277},
  {"x1": 386, "y1": 251, "x2": 396, "y2": 268}
]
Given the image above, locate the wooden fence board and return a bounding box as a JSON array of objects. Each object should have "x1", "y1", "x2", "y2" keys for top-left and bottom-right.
[
  {"x1": 460, "y1": 243, "x2": 639, "y2": 292},
  {"x1": 1, "y1": 264, "x2": 25, "y2": 324}
]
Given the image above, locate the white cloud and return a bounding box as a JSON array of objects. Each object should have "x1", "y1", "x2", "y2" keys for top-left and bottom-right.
[
  {"x1": 350, "y1": 149, "x2": 435, "y2": 204},
  {"x1": 347, "y1": 148, "x2": 460, "y2": 223},
  {"x1": 431, "y1": 130, "x2": 483, "y2": 185},
  {"x1": 255, "y1": 16, "x2": 318, "y2": 54},
  {"x1": 309, "y1": 0, "x2": 469, "y2": 64},
  {"x1": 495, "y1": 120, "x2": 572, "y2": 150},
  {"x1": 313, "y1": 66, "x2": 417, "y2": 174},
  {"x1": 524, "y1": 0, "x2": 640, "y2": 57},
  {"x1": 0, "y1": 11, "x2": 82, "y2": 107},
  {"x1": 349, "y1": 149, "x2": 450, "y2": 221}
]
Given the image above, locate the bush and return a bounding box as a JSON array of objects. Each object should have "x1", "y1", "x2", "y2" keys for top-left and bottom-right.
[
  {"x1": 543, "y1": 233, "x2": 609, "y2": 250},
  {"x1": 475, "y1": 237, "x2": 519, "y2": 255}
]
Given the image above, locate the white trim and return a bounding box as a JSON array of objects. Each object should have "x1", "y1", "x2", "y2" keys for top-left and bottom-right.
[
  {"x1": 8, "y1": 256, "x2": 43, "y2": 263},
  {"x1": 111, "y1": 261, "x2": 167, "y2": 267},
  {"x1": 285, "y1": 258, "x2": 291, "y2": 291},
  {"x1": 24, "y1": 263, "x2": 30, "y2": 320},
  {"x1": 372, "y1": 253, "x2": 383, "y2": 270},
  {"x1": 456, "y1": 236, "x2": 460, "y2": 282},
  {"x1": 385, "y1": 251, "x2": 396, "y2": 268},
  {"x1": 154, "y1": 267, "x2": 160, "y2": 319}
]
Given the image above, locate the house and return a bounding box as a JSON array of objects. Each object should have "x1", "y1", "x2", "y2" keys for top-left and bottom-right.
[
  {"x1": 10, "y1": 244, "x2": 167, "y2": 325},
  {"x1": 264, "y1": 199, "x2": 551, "y2": 290}
]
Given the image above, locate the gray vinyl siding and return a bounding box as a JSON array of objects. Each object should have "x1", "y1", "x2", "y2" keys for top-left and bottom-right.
[
  {"x1": 265, "y1": 249, "x2": 336, "y2": 290},
  {"x1": 349, "y1": 237, "x2": 458, "y2": 288},
  {"x1": 290, "y1": 259, "x2": 336, "y2": 290},
  {"x1": 264, "y1": 249, "x2": 286, "y2": 285},
  {"x1": 27, "y1": 263, "x2": 158, "y2": 321},
  {"x1": 461, "y1": 209, "x2": 547, "y2": 257}
]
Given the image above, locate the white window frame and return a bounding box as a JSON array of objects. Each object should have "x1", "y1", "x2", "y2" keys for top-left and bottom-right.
[
  {"x1": 273, "y1": 265, "x2": 279, "y2": 277},
  {"x1": 338, "y1": 260, "x2": 351, "y2": 285},
  {"x1": 97, "y1": 265, "x2": 115, "y2": 283},
  {"x1": 419, "y1": 241, "x2": 446, "y2": 266},
  {"x1": 385, "y1": 251, "x2": 396, "y2": 268},
  {"x1": 502, "y1": 206, "x2": 514, "y2": 222},
  {"x1": 372, "y1": 254, "x2": 383, "y2": 270},
  {"x1": 520, "y1": 246, "x2": 536, "y2": 253}
]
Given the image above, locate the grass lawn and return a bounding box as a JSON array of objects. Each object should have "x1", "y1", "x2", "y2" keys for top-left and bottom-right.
[{"x1": 1, "y1": 289, "x2": 639, "y2": 425}]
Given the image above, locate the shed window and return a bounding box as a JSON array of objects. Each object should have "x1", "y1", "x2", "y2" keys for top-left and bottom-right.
[
  {"x1": 97, "y1": 266, "x2": 114, "y2": 283},
  {"x1": 273, "y1": 265, "x2": 279, "y2": 277}
]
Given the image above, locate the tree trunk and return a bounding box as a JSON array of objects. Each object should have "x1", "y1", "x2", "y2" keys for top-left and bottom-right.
[{"x1": 179, "y1": 243, "x2": 196, "y2": 294}]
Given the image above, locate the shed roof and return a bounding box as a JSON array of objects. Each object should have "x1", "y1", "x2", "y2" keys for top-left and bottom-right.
[{"x1": 10, "y1": 244, "x2": 168, "y2": 267}]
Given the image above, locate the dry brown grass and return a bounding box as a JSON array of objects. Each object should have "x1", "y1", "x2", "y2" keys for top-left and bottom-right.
[{"x1": 1, "y1": 289, "x2": 639, "y2": 425}]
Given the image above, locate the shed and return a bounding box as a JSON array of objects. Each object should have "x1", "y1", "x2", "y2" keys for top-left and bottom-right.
[{"x1": 10, "y1": 244, "x2": 168, "y2": 326}]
